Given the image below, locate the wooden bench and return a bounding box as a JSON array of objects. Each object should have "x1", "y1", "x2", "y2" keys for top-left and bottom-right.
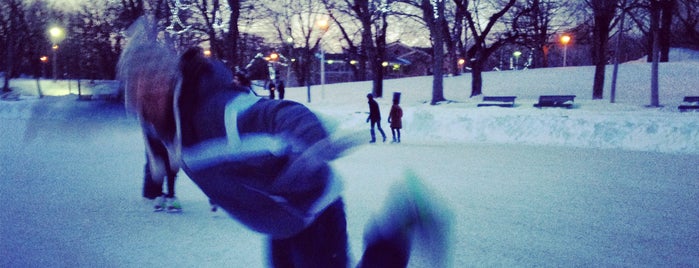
[
  {"x1": 678, "y1": 96, "x2": 699, "y2": 112},
  {"x1": 477, "y1": 96, "x2": 517, "y2": 107},
  {"x1": 533, "y1": 95, "x2": 576, "y2": 108}
]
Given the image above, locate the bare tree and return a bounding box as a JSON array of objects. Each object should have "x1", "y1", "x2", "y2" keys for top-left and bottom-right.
[
  {"x1": 429, "y1": 0, "x2": 447, "y2": 104},
  {"x1": 395, "y1": 0, "x2": 448, "y2": 103},
  {"x1": 224, "y1": 0, "x2": 242, "y2": 68},
  {"x1": 586, "y1": 0, "x2": 618, "y2": 100},
  {"x1": 260, "y1": 0, "x2": 331, "y2": 102},
  {"x1": 464, "y1": 0, "x2": 520, "y2": 97},
  {"x1": 514, "y1": 0, "x2": 566, "y2": 68},
  {"x1": 1, "y1": 0, "x2": 24, "y2": 92},
  {"x1": 673, "y1": 0, "x2": 699, "y2": 48},
  {"x1": 445, "y1": 0, "x2": 468, "y2": 76},
  {"x1": 320, "y1": 0, "x2": 365, "y2": 82}
]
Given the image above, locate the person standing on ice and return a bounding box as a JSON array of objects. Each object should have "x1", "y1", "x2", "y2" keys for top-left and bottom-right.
[
  {"x1": 388, "y1": 94, "x2": 403, "y2": 143},
  {"x1": 366, "y1": 93, "x2": 387, "y2": 143},
  {"x1": 118, "y1": 17, "x2": 450, "y2": 267}
]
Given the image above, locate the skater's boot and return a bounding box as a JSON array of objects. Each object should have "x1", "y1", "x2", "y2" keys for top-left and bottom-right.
[
  {"x1": 166, "y1": 197, "x2": 182, "y2": 213},
  {"x1": 153, "y1": 195, "x2": 166, "y2": 212},
  {"x1": 361, "y1": 171, "x2": 452, "y2": 267}
]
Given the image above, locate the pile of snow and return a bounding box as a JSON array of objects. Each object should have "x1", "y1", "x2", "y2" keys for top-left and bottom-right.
[{"x1": 5, "y1": 48, "x2": 699, "y2": 154}]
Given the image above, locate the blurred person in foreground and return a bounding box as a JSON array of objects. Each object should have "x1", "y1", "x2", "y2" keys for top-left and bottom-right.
[
  {"x1": 116, "y1": 17, "x2": 181, "y2": 213},
  {"x1": 118, "y1": 16, "x2": 451, "y2": 268}
]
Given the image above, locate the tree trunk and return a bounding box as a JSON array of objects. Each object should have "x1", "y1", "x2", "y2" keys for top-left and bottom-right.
[
  {"x1": 470, "y1": 63, "x2": 483, "y2": 97},
  {"x1": 650, "y1": 0, "x2": 661, "y2": 107},
  {"x1": 226, "y1": 0, "x2": 241, "y2": 68},
  {"x1": 430, "y1": 0, "x2": 446, "y2": 104},
  {"x1": 659, "y1": 0, "x2": 674, "y2": 62},
  {"x1": 590, "y1": 0, "x2": 616, "y2": 99}
]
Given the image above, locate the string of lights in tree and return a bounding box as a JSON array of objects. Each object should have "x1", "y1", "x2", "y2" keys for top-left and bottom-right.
[
  {"x1": 165, "y1": 0, "x2": 228, "y2": 34},
  {"x1": 166, "y1": 0, "x2": 193, "y2": 35}
]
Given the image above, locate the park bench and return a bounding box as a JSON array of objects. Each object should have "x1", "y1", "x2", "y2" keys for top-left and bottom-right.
[
  {"x1": 678, "y1": 96, "x2": 699, "y2": 112},
  {"x1": 477, "y1": 96, "x2": 517, "y2": 107},
  {"x1": 533, "y1": 95, "x2": 576, "y2": 108}
]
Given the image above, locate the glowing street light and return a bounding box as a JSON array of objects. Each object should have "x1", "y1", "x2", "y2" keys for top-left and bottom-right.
[
  {"x1": 316, "y1": 19, "x2": 330, "y2": 101},
  {"x1": 40, "y1": 56, "x2": 49, "y2": 78},
  {"x1": 457, "y1": 58, "x2": 466, "y2": 73},
  {"x1": 48, "y1": 26, "x2": 65, "y2": 81},
  {"x1": 560, "y1": 34, "x2": 571, "y2": 67},
  {"x1": 513, "y1": 51, "x2": 522, "y2": 70}
]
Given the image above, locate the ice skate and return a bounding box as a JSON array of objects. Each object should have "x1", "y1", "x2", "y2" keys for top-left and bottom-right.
[
  {"x1": 166, "y1": 197, "x2": 182, "y2": 213},
  {"x1": 153, "y1": 195, "x2": 166, "y2": 212}
]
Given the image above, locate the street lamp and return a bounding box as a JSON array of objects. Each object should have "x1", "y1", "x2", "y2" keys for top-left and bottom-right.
[
  {"x1": 457, "y1": 58, "x2": 466, "y2": 73},
  {"x1": 285, "y1": 37, "x2": 294, "y2": 86},
  {"x1": 40, "y1": 56, "x2": 49, "y2": 78},
  {"x1": 317, "y1": 19, "x2": 330, "y2": 100},
  {"x1": 560, "y1": 34, "x2": 571, "y2": 67},
  {"x1": 48, "y1": 26, "x2": 65, "y2": 81},
  {"x1": 512, "y1": 51, "x2": 522, "y2": 70}
]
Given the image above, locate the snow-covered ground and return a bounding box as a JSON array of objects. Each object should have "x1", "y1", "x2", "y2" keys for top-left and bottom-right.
[{"x1": 1, "y1": 49, "x2": 698, "y2": 267}]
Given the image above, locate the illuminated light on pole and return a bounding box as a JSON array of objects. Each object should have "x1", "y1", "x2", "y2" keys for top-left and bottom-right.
[
  {"x1": 458, "y1": 58, "x2": 466, "y2": 73},
  {"x1": 560, "y1": 34, "x2": 571, "y2": 67},
  {"x1": 40, "y1": 56, "x2": 49, "y2": 78},
  {"x1": 48, "y1": 26, "x2": 65, "y2": 81},
  {"x1": 203, "y1": 49, "x2": 212, "y2": 57},
  {"x1": 512, "y1": 51, "x2": 522, "y2": 70},
  {"x1": 316, "y1": 19, "x2": 330, "y2": 100},
  {"x1": 285, "y1": 37, "x2": 294, "y2": 86}
]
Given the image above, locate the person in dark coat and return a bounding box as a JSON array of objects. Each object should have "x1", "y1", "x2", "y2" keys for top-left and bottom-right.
[
  {"x1": 388, "y1": 98, "x2": 403, "y2": 143},
  {"x1": 120, "y1": 27, "x2": 450, "y2": 266},
  {"x1": 366, "y1": 93, "x2": 387, "y2": 143}
]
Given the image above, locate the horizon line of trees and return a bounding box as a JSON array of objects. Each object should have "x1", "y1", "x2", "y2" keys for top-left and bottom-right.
[{"x1": 2, "y1": 0, "x2": 698, "y2": 105}]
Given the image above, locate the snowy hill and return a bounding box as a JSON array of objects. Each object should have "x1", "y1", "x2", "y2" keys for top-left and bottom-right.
[{"x1": 5, "y1": 48, "x2": 699, "y2": 154}]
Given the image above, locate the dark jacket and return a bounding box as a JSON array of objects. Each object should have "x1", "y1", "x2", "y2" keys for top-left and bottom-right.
[
  {"x1": 175, "y1": 48, "x2": 342, "y2": 238},
  {"x1": 388, "y1": 104, "x2": 403, "y2": 129},
  {"x1": 368, "y1": 98, "x2": 381, "y2": 122}
]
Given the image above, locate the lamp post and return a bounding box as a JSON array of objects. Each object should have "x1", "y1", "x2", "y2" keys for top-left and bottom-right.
[
  {"x1": 513, "y1": 51, "x2": 522, "y2": 70},
  {"x1": 317, "y1": 19, "x2": 330, "y2": 100},
  {"x1": 560, "y1": 34, "x2": 571, "y2": 67},
  {"x1": 285, "y1": 37, "x2": 294, "y2": 85},
  {"x1": 48, "y1": 26, "x2": 64, "y2": 81},
  {"x1": 40, "y1": 56, "x2": 49, "y2": 78}
]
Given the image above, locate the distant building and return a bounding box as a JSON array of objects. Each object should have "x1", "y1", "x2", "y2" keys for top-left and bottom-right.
[
  {"x1": 383, "y1": 41, "x2": 433, "y2": 78},
  {"x1": 278, "y1": 42, "x2": 434, "y2": 86}
]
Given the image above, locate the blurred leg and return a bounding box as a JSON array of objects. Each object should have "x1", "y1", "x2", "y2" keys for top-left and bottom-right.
[{"x1": 268, "y1": 199, "x2": 349, "y2": 268}]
